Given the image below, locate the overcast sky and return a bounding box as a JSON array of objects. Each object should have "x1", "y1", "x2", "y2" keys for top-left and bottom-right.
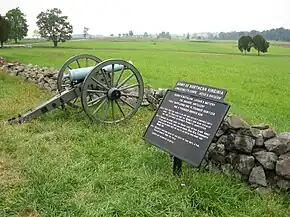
[{"x1": 1, "y1": 0, "x2": 289, "y2": 37}]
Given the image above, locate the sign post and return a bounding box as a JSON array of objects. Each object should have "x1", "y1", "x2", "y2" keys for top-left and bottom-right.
[{"x1": 143, "y1": 81, "x2": 230, "y2": 175}]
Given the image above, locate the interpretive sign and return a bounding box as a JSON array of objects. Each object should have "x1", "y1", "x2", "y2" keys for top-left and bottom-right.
[
  {"x1": 174, "y1": 80, "x2": 227, "y2": 102},
  {"x1": 143, "y1": 88, "x2": 230, "y2": 168}
]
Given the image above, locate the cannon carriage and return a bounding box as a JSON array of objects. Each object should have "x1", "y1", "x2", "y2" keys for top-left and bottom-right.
[{"x1": 2, "y1": 54, "x2": 144, "y2": 125}]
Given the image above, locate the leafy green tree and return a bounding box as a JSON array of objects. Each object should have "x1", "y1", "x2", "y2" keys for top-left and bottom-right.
[
  {"x1": 129, "y1": 30, "x2": 133, "y2": 36},
  {"x1": 252, "y1": 34, "x2": 270, "y2": 55},
  {"x1": 143, "y1": 32, "x2": 148, "y2": 37},
  {"x1": 238, "y1": 35, "x2": 253, "y2": 54},
  {"x1": 186, "y1": 32, "x2": 190, "y2": 39},
  {"x1": 83, "y1": 27, "x2": 89, "y2": 38},
  {"x1": 0, "y1": 15, "x2": 10, "y2": 48},
  {"x1": 36, "y1": 8, "x2": 73, "y2": 47},
  {"x1": 5, "y1": 7, "x2": 28, "y2": 43}
]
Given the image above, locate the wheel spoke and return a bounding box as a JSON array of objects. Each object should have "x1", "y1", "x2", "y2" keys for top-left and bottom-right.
[
  {"x1": 116, "y1": 100, "x2": 126, "y2": 118},
  {"x1": 111, "y1": 100, "x2": 115, "y2": 123},
  {"x1": 119, "y1": 83, "x2": 139, "y2": 91},
  {"x1": 67, "y1": 65, "x2": 72, "y2": 70},
  {"x1": 87, "y1": 94, "x2": 107, "y2": 106},
  {"x1": 111, "y1": 64, "x2": 114, "y2": 87},
  {"x1": 119, "y1": 97, "x2": 135, "y2": 109},
  {"x1": 114, "y1": 66, "x2": 125, "y2": 87},
  {"x1": 85, "y1": 58, "x2": 88, "y2": 67},
  {"x1": 91, "y1": 77, "x2": 109, "y2": 90},
  {"x1": 101, "y1": 69, "x2": 111, "y2": 88},
  {"x1": 87, "y1": 89, "x2": 107, "y2": 94},
  {"x1": 101, "y1": 100, "x2": 111, "y2": 121},
  {"x1": 76, "y1": 59, "x2": 81, "y2": 68},
  {"x1": 92, "y1": 98, "x2": 107, "y2": 115},
  {"x1": 71, "y1": 97, "x2": 78, "y2": 104},
  {"x1": 121, "y1": 93, "x2": 139, "y2": 98},
  {"x1": 117, "y1": 73, "x2": 134, "y2": 88}
]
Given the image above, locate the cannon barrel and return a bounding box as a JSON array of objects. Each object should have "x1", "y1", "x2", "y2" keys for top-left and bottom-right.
[{"x1": 63, "y1": 61, "x2": 133, "y2": 81}]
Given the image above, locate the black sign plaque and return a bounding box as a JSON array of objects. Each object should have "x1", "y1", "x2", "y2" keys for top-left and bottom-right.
[
  {"x1": 143, "y1": 89, "x2": 230, "y2": 168},
  {"x1": 175, "y1": 80, "x2": 227, "y2": 102}
]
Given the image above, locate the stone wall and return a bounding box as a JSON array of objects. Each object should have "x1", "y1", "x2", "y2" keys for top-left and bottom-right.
[
  {"x1": 0, "y1": 58, "x2": 59, "y2": 93},
  {"x1": 1, "y1": 58, "x2": 290, "y2": 192}
]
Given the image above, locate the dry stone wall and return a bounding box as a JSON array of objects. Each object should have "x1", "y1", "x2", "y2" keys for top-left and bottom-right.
[{"x1": 1, "y1": 58, "x2": 290, "y2": 192}]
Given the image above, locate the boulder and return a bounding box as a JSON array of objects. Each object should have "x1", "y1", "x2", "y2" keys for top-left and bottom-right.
[
  {"x1": 278, "y1": 132, "x2": 290, "y2": 143},
  {"x1": 262, "y1": 128, "x2": 276, "y2": 139},
  {"x1": 218, "y1": 134, "x2": 235, "y2": 151},
  {"x1": 226, "y1": 115, "x2": 249, "y2": 129},
  {"x1": 253, "y1": 150, "x2": 278, "y2": 170},
  {"x1": 225, "y1": 152, "x2": 237, "y2": 165},
  {"x1": 249, "y1": 127, "x2": 261, "y2": 138},
  {"x1": 233, "y1": 135, "x2": 255, "y2": 154},
  {"x1": 233, "y1": 155, "x2": 255, "y2": 176},
  {"x1": 255, "y1": 134, "x2": 264, "y2": 147},
  {"x1": 251, "y1": 123, "x2": 269, "y2": 130},
  {"x1": 265, "y1": 137, "x2": 290, "y2": 155},
  {"x1": 209, "y1": 143, "x2": 226, "y2": 164},
  {"x1": 276, "y1": 154, "x2": 290, "y2": 179},
  {"x1": 249, "y1": 166, "x2": 267, "y2": 187}
]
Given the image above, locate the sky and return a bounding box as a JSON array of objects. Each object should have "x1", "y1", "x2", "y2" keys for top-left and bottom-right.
[{"x1": 1, "y1": 0, "x2": 289, "y2": 37}]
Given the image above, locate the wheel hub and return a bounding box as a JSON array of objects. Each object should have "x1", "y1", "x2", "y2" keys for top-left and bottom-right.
[{"x1": 107, "y1": 88, "x2": 121, "y2": 100}]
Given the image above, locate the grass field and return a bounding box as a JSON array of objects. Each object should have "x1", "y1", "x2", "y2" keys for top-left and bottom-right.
[{"x1": 1, "y1": 40, "x2": 290, "y2": 216}]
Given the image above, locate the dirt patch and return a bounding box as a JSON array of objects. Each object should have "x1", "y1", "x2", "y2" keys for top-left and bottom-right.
[
  {"x1": 18, "y1": 210, "x2": 41, "y2": 217},
  {"x1": 0, "y1": 152, "x2": 22, "y2": 185},
  {"x1": 273, "y1": 43, "x2": 290, "y2": 48}
]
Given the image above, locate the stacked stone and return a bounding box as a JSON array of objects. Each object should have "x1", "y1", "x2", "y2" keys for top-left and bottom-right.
[
  {"x1": 0, "y1": 60, "x2": 59, "y2": 93},
  {"x1": 205, "y1": 115, "x2": 290, "y2": 190}
]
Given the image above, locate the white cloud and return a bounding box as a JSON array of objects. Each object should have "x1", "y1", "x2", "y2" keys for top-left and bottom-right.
[{"x1": 1, "y1": 0, "x2": 289, "y2": 37}]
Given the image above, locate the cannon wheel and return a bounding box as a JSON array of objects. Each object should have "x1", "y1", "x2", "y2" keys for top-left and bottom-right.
[
  {"x1": 81, "y1": 59, "x2": 144, "y2": 124},
  {"x1": 57, "y1": 54, "x2": 102, "y2": 108}
]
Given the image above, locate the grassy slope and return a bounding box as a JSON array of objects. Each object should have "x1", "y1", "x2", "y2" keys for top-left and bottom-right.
[
  {"x1": 1, "y1": 72, "x2": 290, "y2": 217},
  {"x1": 1, "y1": 41, "x2": 289, "y2": 132}
]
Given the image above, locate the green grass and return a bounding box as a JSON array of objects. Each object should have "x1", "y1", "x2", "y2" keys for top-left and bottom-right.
[
  {"x1": 1, "y1": 41, "x2": 289, "y2": 132},
  {"x1": 1, "y1": 40, "x2": 290, "y2": 216},
  {"x1": 1, "y1": 72, "x2": 290, "y2": 217},
  {"x1": 32, "y1": 39, "x2": 290, "y2": 56}
]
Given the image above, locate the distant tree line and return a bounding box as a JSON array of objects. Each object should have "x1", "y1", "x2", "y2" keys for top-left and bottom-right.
[{"x1": 218, "y1": 28, "x2": 290, "y2": 41}]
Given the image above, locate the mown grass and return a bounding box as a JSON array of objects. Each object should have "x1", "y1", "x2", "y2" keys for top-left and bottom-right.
[
  {"x1": 1, "y1": 41, "x2": 289, "y2": 132},
  {"x1": 33, "y1": 39, "x2": 290, "y2": 57},
  {"x1": 1, "y1": 72, "x2": 290, "y2": 217}
]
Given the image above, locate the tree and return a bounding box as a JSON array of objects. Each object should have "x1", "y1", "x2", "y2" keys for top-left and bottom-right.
[
  {"x1": 83, "y1": 27, "x2": 89, "y2": 38},
  {"x1": 186, "y1": 32, "x2": 190, "y2": 39},
  {"x1": 0, "y1": 15, "x2": 10, "y2": 48},
  {"x1": 36, "y1": 8, "x2": 73, "y2": 47},
  {"x1": 33, "y1": 29, "x2": 40, "y2": 39},
  {"x1": 129, "y1": 30, "x2": 133, "y2": 36},
  {"x1": 143, "y1": 32, "x2": 148, "y2": 38},
  {"x1": 238, "y1": 35, "x2": 253, "y2": 54},
  {"x1": 252, "y1": 34, "x2": 270, "y2": 55},
  {"x1": 165, "y1": 32, "x2": 171, "y2": 40},
  {"x1": 5, "y1": 7, "x2": 28, "y2": 43}
]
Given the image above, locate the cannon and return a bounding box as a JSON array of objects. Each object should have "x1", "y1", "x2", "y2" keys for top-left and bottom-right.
[{"x1": 2, "y1": 54, "x2": 144, "y2": 125}]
